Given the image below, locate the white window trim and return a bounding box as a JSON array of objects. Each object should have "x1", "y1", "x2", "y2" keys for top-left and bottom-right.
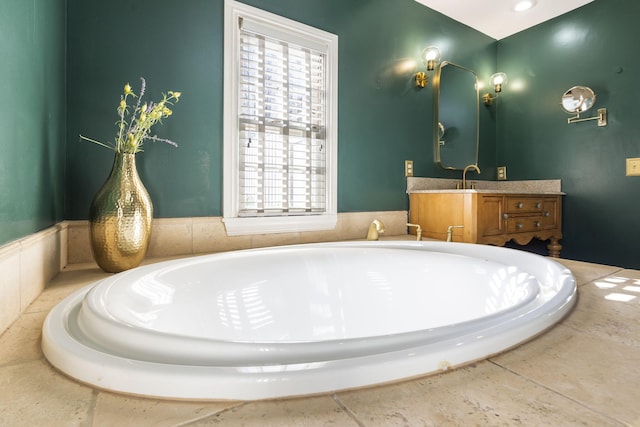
[{"x1": 222, "y1": 0, "x2": 338, "y2": 236}]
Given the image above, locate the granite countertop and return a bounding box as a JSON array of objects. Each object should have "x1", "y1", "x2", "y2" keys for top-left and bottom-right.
[
  {"x1": 406, "y1": 177, "x2": 565, "y2": 195},
  {"x1": 409, "y1": 189, "x2": 565, "y2": 195}
]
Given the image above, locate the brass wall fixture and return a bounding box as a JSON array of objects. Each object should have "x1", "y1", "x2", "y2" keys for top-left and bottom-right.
[
  {"x1": 415, "y1": 46, "x2": 441, "y2": 88},
  {"x1": 482, "y1": 72, "x2": 508, "y2": 106},
  {"x1": 561, "y1": 86, "x2": 607, "y2": 127},
  {"x1": 366, "y1": 219, "x2": 386, "y2": 240}
]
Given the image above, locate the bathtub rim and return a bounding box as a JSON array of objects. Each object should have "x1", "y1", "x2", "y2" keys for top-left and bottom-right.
[
  {"x1": 42, "y1": 240, "x2": 577, "y2": 401},
  {"x1": 74, "y1": 244, "x2": 546, "y2": 366}
]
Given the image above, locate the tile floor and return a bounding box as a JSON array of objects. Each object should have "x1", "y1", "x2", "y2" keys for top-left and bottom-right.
[{"x1": 1, "y1": 254, "x2": 639, "y2": 426}]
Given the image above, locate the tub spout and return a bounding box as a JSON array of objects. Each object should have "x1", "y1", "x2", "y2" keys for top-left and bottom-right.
[
  {"x1": 406, "y1": 223, "x2": 422, "y2": 241},
  {"x1": 462, "y1": 164, "x2": 481, "y2": 190},
  {"x1": 367, "y1": 219, "x2": 386, "y2": 240},
  {"x1": 446, "y1": 225, "x2": 464, "y2": 242}
]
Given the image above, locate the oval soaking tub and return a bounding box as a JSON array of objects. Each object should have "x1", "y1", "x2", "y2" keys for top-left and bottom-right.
[{"x1": 42, "y1": 241, "x2": 576, "y2": 401}]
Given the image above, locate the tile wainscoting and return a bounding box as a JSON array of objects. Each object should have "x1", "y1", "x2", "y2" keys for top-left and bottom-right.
[{"x1": 0, "y1": 211, "x2": 408, "y2": 335}]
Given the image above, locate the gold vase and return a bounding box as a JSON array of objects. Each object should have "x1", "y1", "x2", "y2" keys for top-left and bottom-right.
[{"x1": 89, "y1": 153, "x2": 153, "y2": 273}]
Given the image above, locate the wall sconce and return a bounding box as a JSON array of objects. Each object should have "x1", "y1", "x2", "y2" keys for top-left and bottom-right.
[
  {"x1": 482, "y1": 72, "x2": 508, "y2": 106},
  {"x1": 415, "y1": 46, "x2": 441, "y2": 88}
]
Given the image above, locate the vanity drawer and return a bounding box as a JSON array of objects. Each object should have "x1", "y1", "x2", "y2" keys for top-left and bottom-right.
[
  {"x1": 505, "y1": 197, "x2": 543, "y2": 213},
  {"x1": 506, "y1": 217, "x2": 543, "y2": 233}
]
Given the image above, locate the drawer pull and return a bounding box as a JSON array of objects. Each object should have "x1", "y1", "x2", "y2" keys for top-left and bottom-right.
[
  {"x1": 502, "y1": 213, "x2": 509, "y2": 219},
  {"x1": 535, "y1": 221, "x2": 541, "y2": 227},
  {"x1": 535, "y1": 203, "x2": 541, "y2": 209},
  {"x1": 516, "y1": 223, "x2": 523, "y2": 229},
  {"x1": 544, "y1": 211, "x2": 550, "y2": 217},
  {"x1": 516, "y1": 202, "x2": 524, "y2": 209}
]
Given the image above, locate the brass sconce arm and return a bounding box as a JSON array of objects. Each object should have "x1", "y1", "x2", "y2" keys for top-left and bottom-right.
[
  {"x1": 415, "y1": 71, "x2": 428, "y2": 88},
  {"x1": 567, "y1": 108, "x2": 607, "y2": 126}
]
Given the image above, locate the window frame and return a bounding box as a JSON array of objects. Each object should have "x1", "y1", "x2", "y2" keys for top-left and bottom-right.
[{"x1": 223, "y1": 0, "x2": 338, "y2": 236}]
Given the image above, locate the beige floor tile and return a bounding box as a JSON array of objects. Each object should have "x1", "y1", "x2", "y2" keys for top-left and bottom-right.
[
  {"x1": 491, "y1": 323, "x2": 639, "y2": 425},
  {"x1": 335, "y1": 361, "x2": 621, "y2": 426},
  {"x1": 91, "y1": 391, "x2": 238, "y2": 427},
  {"x1": 555, "y1": 258, "x2": 622, "y2": 286},
  {"x1": 1, "y1": 250, "x2": 637, "y2": 426},
  {"x1": 563, "y1": 281, "x2": 640, "y2": 347},
  {"x1": 181, "y1": 395, "x2": 358, "y2": 426},
  {"x1": 613, "y1": 268, "x2": 640, "y2": 282},
  {"x1": 0, "y1": 360, "x2": 94, "y2": 427},
  {"x1": 26, "y1": 267, "x2": 108, "y2": 314},
  {"x1": 0, "y1": 310, "x2": 47, "y2": 364}
]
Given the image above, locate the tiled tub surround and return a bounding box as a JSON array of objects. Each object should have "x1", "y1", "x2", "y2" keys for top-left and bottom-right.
[
  {"x1": 2, "y1": 257, "x2": 639, "y2": 425},
  {"x1": 0, "y1": 211, "x2": 407, "y2": 335}
]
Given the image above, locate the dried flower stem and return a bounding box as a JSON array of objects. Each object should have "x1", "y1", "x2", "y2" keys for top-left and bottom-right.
[{"x1": 80, "y1": 77, "x2": 181, "y2": 154}]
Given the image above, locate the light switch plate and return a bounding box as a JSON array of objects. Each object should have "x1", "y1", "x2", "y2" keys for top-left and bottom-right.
[
  {"x1": 405, "y1": 160, "x2": 414, "y2": 177},
  {"x1": 626, "y1": 158, "x2": 640, "y2": 176}
]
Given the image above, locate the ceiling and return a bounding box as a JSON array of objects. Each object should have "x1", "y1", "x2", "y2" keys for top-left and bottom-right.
[{"x1": 414, "y1": 0, "x2": 594, "y2": 40}]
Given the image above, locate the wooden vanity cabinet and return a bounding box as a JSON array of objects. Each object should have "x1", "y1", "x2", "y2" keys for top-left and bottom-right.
[{"x1": 409, "y1": 192, "x2": 563, "y2": 257}]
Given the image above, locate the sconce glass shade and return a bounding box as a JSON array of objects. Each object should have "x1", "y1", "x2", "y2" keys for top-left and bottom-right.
[
  {"x1": 422, "y1": 46, "x2": 441, "y2": 71},
  {"x1": 490, "y1": 72, "x2": 508, "y2": 92}
]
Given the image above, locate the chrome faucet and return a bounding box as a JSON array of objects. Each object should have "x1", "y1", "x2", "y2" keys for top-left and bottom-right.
[
  {"x1": 462, "y1": 164, "x2": 481, "y2": 190},
  {"x1": 367, "y1": 219, "x2": 386, "y2": 240},
  {"x1": 406, "y1": 223, "x2": 422, "y2": 241}
]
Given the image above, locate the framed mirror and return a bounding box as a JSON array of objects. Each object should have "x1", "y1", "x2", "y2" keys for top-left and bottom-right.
[{"x1": 433, "y1": 61, "x2": 479, "y2": 170}]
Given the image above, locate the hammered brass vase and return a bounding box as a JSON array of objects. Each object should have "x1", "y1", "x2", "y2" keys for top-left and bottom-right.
[{"x1": 89, "y1": 153, "x2": 153, "y2": 273}]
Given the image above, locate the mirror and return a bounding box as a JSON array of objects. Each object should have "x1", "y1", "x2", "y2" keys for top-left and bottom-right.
[
  {"x1": 433, "y1": 61, "x2": 479, "y2": 170},
  {"x1": 561, "y1": 85, "x2": 607, "y2": 126},
  {"x1": 561, "y1": 86, "x2": 596, "y2": 114}
]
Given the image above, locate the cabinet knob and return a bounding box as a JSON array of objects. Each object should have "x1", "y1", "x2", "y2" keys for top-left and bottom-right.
[
  {"x1": 516, "y1": 223, "x2": 523, "y2": 229},
  {"x1": 544, "y1": 211, "x2": 550, "y2": 217},
  {"x1": 535, "y1": 221, "x2": 541, "y2": 227},
  {"x1": 516, "y1": 202, "x2": 524, "y2": 209},
  {"x1": 535, "y1": 203, "x2": 541, "y2": 209},
  {"x1": 502, "y1": 213, "x2": 509, "y2": 219}
]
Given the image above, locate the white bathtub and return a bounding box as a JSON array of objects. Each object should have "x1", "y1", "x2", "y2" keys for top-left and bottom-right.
[{"x1": 42, "y1": 241, "x2": 576, "y2": 401}]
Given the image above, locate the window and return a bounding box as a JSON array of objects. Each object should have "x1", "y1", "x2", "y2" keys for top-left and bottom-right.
[{"x1": 223, "y1": 0, "x2": 338, "y2": 236}]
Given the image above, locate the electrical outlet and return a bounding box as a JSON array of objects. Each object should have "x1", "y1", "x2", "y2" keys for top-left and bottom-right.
[
  {"x1": 497, "y1": 166, "x2": 507, "y2": 181},
  {"x1": 626, "y1": 158, "x2": 640, "y2": 176},
  {"x1": 405, "y1": 160, "x2": 414, "y2": 177}
]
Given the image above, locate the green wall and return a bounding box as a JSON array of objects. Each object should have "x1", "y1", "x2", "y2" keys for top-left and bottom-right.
[
  {"x1": 7, "y1": 0, "x2": 634, "y2": 269},
  {"x1": 64, "y1": 0, "x2": 496, "y2": 219},
  {"x1": 0, "y1": 0, "x2": 66, "y2": 246},
  {"x1": 497, "y1": 0, "x2": 640, "y2": 268}
]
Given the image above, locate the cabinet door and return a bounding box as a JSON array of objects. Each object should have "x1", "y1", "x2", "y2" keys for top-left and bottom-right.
[{"x1": 478, "y1": 195, "x2": 504, "y2": 236}]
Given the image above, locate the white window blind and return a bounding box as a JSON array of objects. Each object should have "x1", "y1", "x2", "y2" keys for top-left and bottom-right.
[
  {"x1": 223, "y1": 0, "x2": 338, "y2": 235},
  {"x1": 237, "y1": 23, "x2": 327, "y2": 217}
]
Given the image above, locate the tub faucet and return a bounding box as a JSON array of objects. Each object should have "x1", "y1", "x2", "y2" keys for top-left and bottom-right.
[
  {"x1": 446, "y1": 225, "x2": 464, "y2": 242},
  {"x1": 462, "y1": 164, "x2": 481, "y2": 190},
  {"x1": 367, "y1": 219, "x2": 386, "y2": 240},
  {"x1": 406, "y1": 223, "x2": 422, "y2": 241}
]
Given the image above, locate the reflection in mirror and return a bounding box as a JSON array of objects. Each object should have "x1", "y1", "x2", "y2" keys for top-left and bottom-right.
[
  {"x1": 562, "y1": 85, "x2": 607, "y2": 127},
  {"x1": 561, "y1": 86, "x2": 596, "y2": 113},
  {"x1": 433, "y1": 61, "x2": 479, "y2": 170}
]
